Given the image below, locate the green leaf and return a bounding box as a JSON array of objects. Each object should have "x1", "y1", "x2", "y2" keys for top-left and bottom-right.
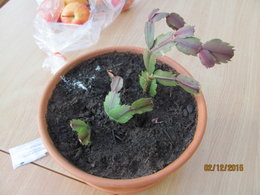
[
  {"x1": 70, "y1": 119, "x2": 91, "y2": 145},
  {"x1": 143, "y1": 49, "x2": 156, "y2": 73},
  {"x1": 154, "y1": 69, "x2": 177, "y2": 86},
  {"x1": 108, "y1": 98, "x2": 153, "y2": 124},
  {"x1": 139, "y1": 71, "x2": 151, "y2": 92},
  {"x1": 176, "y1": 74, "x2": 200, "y2": 94},
  {"x1": 131, "y1": 98, "x2": 153, "y2": 114},
  {"x1": 139, "y1": 71, "x2": 148, "y2": 90},
  {"x1": 152, "y1": 32, "x2": 175, "y2": 57},
  {"x1": 174, "y1": 37, "x2": 202, "y2": 56},
  {"x1": 109, "y1": 105, "x2": 133, "y2": 123},
  {"x1": 149, "y1": 79, "x2": 157, "y2": 96},
  {"x1": 104, "y1": 91, "x2": 121, "y2": 114},
  {"x1": 145, "y1": 21, "x2": 155, "y2": 49}
]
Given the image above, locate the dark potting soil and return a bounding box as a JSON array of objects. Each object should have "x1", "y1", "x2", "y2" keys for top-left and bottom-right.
[{"x1": 46, "y1": 52, "x2": 197, "y2": 179}]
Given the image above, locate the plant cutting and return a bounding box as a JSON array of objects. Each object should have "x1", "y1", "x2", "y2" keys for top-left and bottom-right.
[{"x1": 39, "y1": 8, "x2": 234, "y2": 194}]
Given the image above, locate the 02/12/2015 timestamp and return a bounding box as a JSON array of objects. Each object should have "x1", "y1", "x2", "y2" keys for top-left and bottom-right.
[{"x1": 204, "y1": 164, "x2": 244, "y2": 172}]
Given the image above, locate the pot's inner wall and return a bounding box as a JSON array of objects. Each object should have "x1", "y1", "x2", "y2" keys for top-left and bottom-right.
[{"x1": 46, "y1": 52, "x2": 197, "y2": 179}]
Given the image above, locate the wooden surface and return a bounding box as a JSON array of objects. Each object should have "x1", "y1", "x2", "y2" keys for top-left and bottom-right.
[{"x1": 0, "y1": 0, "x2": 259, "y2": 194}]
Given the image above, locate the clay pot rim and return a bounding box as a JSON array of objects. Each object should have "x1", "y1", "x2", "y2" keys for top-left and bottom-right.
[{"x1": 38, "y1": 46, "x2": 207, "y2": 189}]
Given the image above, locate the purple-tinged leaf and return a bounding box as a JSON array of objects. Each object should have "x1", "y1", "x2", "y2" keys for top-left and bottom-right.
[
  {"x1": 199, "y1": 49, "x2": 216, "y2": 68},
  {"x1": 174, "y1": 37, "x2": 202, "y2": 56},
  {"x1": 111, "y1": 76, "x2": 123, "y2": 92},
  {"x1": 148, "y1": 9, "x2": 169, "y2": 23},
  {"x1": 107, "y1": 70, "x2": 123, "y2": 92},
  {"x1": 143, "y1": 49, "x2": 156, "y2": 73},
  {"x1": 148, "y1": 8, "x2": 160, "y2": 21},
  {"x1": 104, "y1": 71, "x2": 123, "y2": 115},
  {"x1": 166, "y1": 13, "x2": 185, "y2": 30},
  {"x1": 174, "y1": 25, "x2": 195, "y2": 38},
  {"x1": 152, "y1": 12, "x2": 169, "y2": 22},
  {"x1": 153, "y1": 70, "x2": 200, "y2": 94},
  {"x1": 203, "y1": 39, "x2": 234, "y2": 64},
  {"x1": 145, "y1": 21, "x2": 155, "y2": 49}
]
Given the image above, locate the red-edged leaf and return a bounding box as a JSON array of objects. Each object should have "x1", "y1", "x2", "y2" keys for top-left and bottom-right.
[
  {"x1": 203, "y1": 39, "x2": 234, "y2": 64},
  {"x1": 174, "y1": 25, "x2": 195, "y2": 38},
  {"x1": 166, "y1": 13, "x2": 185, "y2": 30},
  {"x1": 148, "y1": 8, "x2": 168, "y2": 22},
  {"x1": 148, "y1": 8, "x2": 160, "y2": 21},
  {"x1": 174, "y1": 37, "x2": 202, "y2": 56},
  {"x1": 199, "y1": 49, "x2": 216, "y2": 68},
  {"x1": 152, "y1": 12, "x2": 169, "y2": 22}
]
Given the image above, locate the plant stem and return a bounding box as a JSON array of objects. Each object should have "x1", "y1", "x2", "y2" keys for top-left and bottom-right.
[
  {"x1": 143, "y1": 74, "x2": 153, "y2": 94},
  {"x1": 154, "y1": 75, "x2": 199, "y2": 92},
  {"x1": 153, "y1": 75, "x2": 177, "y2": 81},
  {"x1": 151, "y1": 32, "x2": 174, "y2": 53},
  {"x1": 175, "y1": 77, "x2": 199, "y2": 92}
]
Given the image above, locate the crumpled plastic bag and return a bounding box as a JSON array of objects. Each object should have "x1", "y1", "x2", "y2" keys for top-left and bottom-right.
[{"x1": 34, "y1": 0, "x2": 125, "y2": 74}]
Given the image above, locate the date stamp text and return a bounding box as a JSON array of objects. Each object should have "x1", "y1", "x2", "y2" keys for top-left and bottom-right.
[{"x1": 204, "y1": 164, "x2": 244, "y2": 172}]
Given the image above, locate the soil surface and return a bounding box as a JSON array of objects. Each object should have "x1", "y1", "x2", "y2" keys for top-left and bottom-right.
[{"x1": 46, "y1": 52, "x2": 197, "y2": 179}]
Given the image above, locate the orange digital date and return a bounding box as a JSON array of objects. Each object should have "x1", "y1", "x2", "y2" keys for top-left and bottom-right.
[{"x1": 204, "y1": 164, "x2": 244, "y2": 171}]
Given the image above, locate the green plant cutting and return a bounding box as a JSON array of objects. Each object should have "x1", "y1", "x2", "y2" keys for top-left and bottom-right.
[{"x1": 70, "y1": 9, "x2": 234, "y2": 145}]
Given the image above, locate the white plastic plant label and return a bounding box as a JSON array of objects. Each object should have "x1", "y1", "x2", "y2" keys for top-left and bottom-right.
[{"x1": 9, "y1": 138, "x2": 47, "y2": 169}]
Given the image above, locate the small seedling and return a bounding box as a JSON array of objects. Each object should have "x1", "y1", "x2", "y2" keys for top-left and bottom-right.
[
  {"x1": 70, "y1": 119, "x2": 91, "y2": 145},
  {"x1": 140, "y1": 9, "x2": 234, "y2": 96},
  {"x1": 104, "y1": 70, "x2": 153, "y2": 123}
]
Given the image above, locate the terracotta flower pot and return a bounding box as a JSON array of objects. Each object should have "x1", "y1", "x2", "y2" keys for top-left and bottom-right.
[{"x1": 38, "y1": 46, "x2": 207, "y2": 194}]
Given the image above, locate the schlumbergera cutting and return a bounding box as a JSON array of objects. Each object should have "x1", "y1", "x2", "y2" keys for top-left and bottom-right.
[
  {"x1": 103, "y1": 70, "x2": 153, "y2": 123},
  {"x1": 140, "y1": 8, "x2": 234, "y2": 96},
  {"x1": 70, "y1": 9, "x2": 234, "y2": 145}
]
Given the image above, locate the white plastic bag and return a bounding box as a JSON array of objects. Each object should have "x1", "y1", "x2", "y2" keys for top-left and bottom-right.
[{"x1": 34, "y1": 0, "x2": 125, "y2": 74}]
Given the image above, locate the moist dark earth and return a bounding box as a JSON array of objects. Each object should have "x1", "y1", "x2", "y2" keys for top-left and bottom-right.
[{"x1": 46, "y1": 52, "x2": 197, "y2": 179}]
